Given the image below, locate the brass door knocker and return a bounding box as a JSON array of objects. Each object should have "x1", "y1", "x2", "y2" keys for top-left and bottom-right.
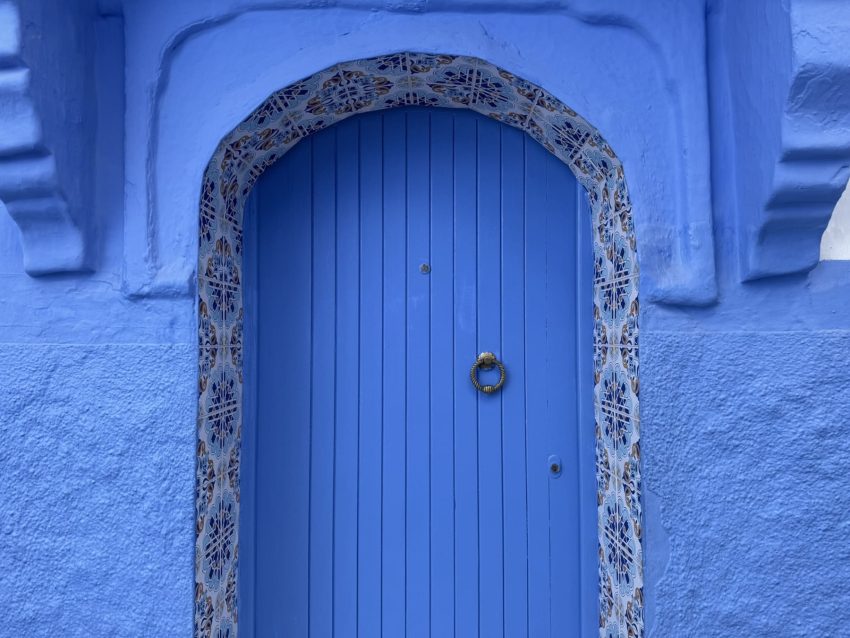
[{"x1": 470, "y1": 352, "x2": 506, "y2": 394}]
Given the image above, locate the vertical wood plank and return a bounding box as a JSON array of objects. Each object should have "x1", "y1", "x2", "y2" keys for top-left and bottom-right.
[
  {"x1": 544, "y1": 157, "x2": 581, "y2": 632},
  {"x1": 405, "y1": 109, "x2": 432, "y2": 638},
  {"x1": 254, "y1": 141, "x2": 313, "y2": 636},
  {"x1": 429, "y1": 108, "x2": 456, "y2": 637},
  {"x1": 334, "y1": 118, "x2": 361, "y2": 638},
  {"x1": 476, "y1": 115, "x2": 505, "y2": 637},
  {"x1": 453, "y1": 110, "x2": 480, "y2": 638},
  {"x1": 357, "y1": 114, "x2": 384, "y2": 638},
  {"x1": 524, "y1": 137, "x2": 552, "y2": 638},
  {"x1": 500, "y1": 124, "x2": 530, "y2": 638},
  {"x1": 310, "y1": 130, "x2": 337, "y2": 638},
  {"x1": 576, "y1": 189, "x2": 600, "y2": 636},
  {"x1": 381, "y1": 109, "x2": 407, "y2": 637}
]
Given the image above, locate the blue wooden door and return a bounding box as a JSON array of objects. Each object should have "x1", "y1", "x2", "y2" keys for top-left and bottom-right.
[{"x1": 241, "y1": 107, "x2": 594, "y2": 637}]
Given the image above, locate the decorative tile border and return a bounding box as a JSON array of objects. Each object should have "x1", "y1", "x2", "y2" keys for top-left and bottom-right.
[{"x1": 195, "y1": 52, "x2": 642, "y2": 638}]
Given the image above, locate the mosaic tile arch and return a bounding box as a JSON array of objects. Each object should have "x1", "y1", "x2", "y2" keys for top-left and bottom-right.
[{"x1": 196, "y1": 52, "x2": 641, "y2": 638}]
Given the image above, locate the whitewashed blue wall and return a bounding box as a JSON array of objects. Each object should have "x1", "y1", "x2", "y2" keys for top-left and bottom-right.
[{"x1": 2, "y1": 1, "x2": 850, "y2": 636}]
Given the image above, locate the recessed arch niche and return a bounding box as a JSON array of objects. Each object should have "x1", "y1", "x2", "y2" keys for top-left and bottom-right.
[{"x1": 195, "y1": 52, "x2": 642, "y2": 638}]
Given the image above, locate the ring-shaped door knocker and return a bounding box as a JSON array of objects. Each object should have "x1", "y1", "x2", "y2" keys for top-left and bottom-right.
[{"x1": 470, "y1": 352, "x2": 506, "y2": 394}]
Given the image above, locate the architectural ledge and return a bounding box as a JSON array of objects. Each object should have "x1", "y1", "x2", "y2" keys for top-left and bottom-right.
[
  {"x1": 0, "y1": 1, "x2": 87, "y2": 275},
  {"x1": 741, "y1": 0, "x2": 850, "y2": 280}
]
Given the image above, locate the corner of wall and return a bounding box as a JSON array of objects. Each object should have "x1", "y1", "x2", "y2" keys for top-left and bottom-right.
[
  {"x1": 722, "y1": 0, "x2": 850, "y2": 281},
  {"x1": 0, "y1": 0, "x2": 115, "y2": 276},
  {"x1": 0, "y1": 1, "x2": 87, "y2": 274}
]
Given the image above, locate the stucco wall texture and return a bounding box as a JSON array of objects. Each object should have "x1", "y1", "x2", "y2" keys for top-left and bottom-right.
[
  {"x1": 3, "y1": 0, "x2": 850, "y2": 636},
  {"x1": 641, "y1": 332, "x2": 850, "y2": 636},
  {"x1": 0, "y1": 345, "x2": 195, "y2": 637}
]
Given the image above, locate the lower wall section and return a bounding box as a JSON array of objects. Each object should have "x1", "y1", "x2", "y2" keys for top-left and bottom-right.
[
  {"x1": 641, "y1": 331, "x2": 850, "y2": 637},
  {"x1": 4, "y1": 333, "x2": 848, "y2": 636},
  {"x1": 0, "y1": 344, "x2": 196, "y2": 638}
]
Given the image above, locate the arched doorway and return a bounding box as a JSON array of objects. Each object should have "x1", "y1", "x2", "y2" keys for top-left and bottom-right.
[{"x1": 196, "y1": 53, "x2": 641, "y2": 638}]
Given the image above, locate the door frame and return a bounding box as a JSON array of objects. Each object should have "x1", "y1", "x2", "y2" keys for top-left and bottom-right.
[{"x1": 195, "y1": 52, "x2": 642, "y2": 638}]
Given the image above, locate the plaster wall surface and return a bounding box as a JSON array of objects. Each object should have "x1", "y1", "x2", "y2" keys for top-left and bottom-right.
[
  {"x1": 123, "y1": 0, "x2": 717, "y2": 304},
  {"x1": 16, "y1": 0, "x2": 98, "y2": 236},
  {"x1": 0, "y1": 345, "x2": 195, "y2": 638},
  {"x1": 641, "y1": 332, "x2": 850, "y2": 636},
  {"x1": 0, "y1": 3, "x2": 196, "y2": 634},
  {"x1": 2, "y1": 0, "x2": 850, "y2": 636}
]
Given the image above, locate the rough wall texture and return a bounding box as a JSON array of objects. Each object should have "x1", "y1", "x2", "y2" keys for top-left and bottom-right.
[
  {"x1": 641, "y1": 332, "x2": 850, "y2": 636},
  {"x1": 0, "y1": 345, "x2": 195, "y2": 637},
  {"x1": 3, "y1": 0, "x2": 850, "y2": 636}
]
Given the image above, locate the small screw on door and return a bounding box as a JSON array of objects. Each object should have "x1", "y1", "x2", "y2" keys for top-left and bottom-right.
[
  {"x1": 548, "y1": 454, "x2": 563, "y2": 478},
  {"x1": 420, "y1": 263, "x2": 431, "y2": 274}
]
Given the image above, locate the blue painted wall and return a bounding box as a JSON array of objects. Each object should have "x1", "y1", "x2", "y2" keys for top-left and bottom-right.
[
  {"x1": 0, "y1": 2, "x2": 195, "y2": 635},
  {"x1": 2, "y1": 0, "x2": 849, "y2": 636}
]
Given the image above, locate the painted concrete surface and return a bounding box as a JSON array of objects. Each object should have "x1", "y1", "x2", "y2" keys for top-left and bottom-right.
[
  {"x1": 0, "y1": 344, "x2": 195, "y2": 637},
  {"x1": 2, "y1": 0, "x2": 97, "y2": 273},
  {"x1": 123, "y1": 0, "x2": 717, "y2": 304},
  {"x1": 642, "y1": 332, "x2": 850, "y2": 636},
  {"x1": 703, "y1": 0, "x2": 850, "y2": 279},
  {"x1": 2, "y1": 0, "x2": 850, "y2": 636},
  {"x1": 0, "y1": 5, "x2": 194, "y2": 629}
]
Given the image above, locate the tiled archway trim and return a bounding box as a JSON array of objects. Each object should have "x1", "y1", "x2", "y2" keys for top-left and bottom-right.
[{"x1": 195, "y1": 52, "x2": 642, "y2": 638}]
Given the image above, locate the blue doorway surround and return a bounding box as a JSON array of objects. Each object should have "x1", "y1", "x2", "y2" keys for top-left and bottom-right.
[
  {"x1": 241, "y1": 106, "x2": 594, "y2": 635},
  {"x1": 196, "y1": 53, "x2": 641, "y2": 638}
]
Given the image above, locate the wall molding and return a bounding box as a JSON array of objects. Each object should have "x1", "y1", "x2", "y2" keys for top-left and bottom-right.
[
  {"x1": 738, "y1": 0, "x2": 850, "y2": 279},
  {"x1": 0, "y1": 1, "x2": 86, "y2": 275},
  {"x1": 124, "y1": 0, "x2": 717, "y2": 306}
]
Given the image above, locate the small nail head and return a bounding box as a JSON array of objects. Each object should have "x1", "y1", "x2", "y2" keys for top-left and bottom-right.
[
  {"x1": 548, "y1": 454, "x2": 563, "y2": 478},
  {"x1": 420, "y1": 263, "x2": 431, "y2": 274}
]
